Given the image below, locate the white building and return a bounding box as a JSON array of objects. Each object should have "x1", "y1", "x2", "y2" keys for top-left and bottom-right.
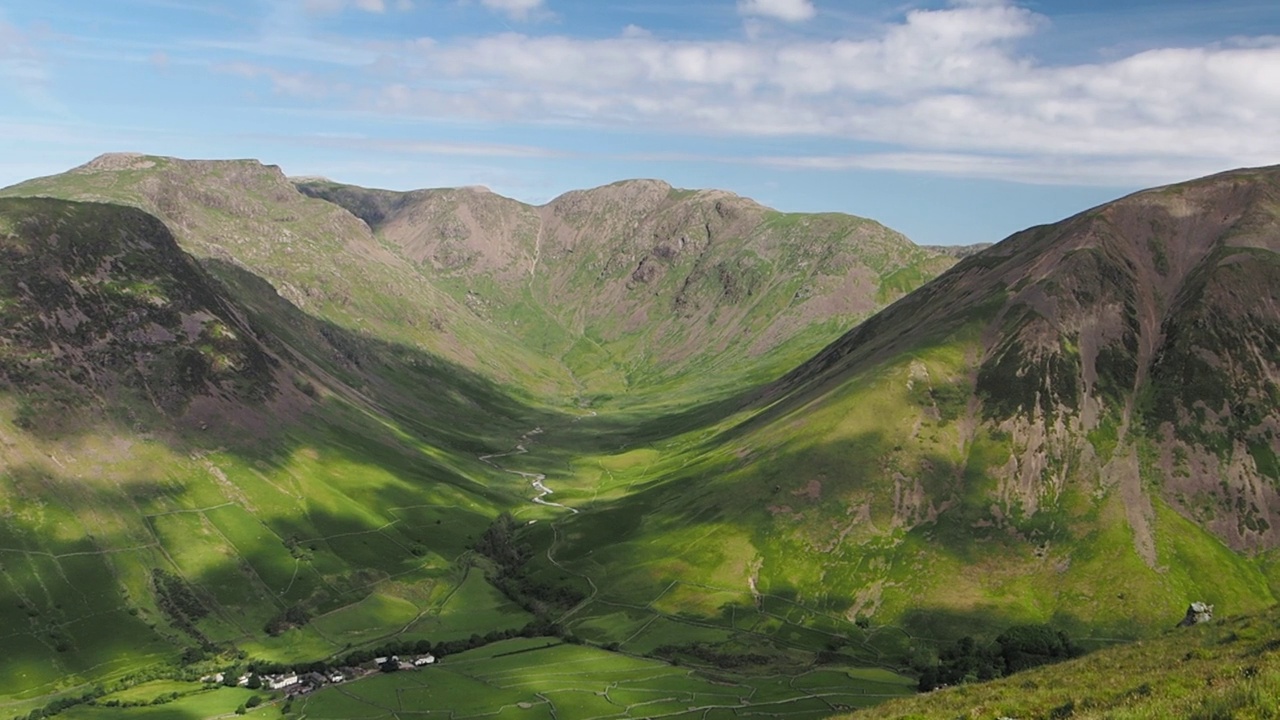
[
  {"x1": 413, "y1": 654, "x2": 436, "y2": 666},
  {"x1": 268, "y1": 674, "x2": 300, "y2": 690}
]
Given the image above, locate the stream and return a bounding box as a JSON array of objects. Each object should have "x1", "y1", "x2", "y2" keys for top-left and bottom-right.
[{"x1": 478, "y1": 427, "x2": 579, "y2": 514}]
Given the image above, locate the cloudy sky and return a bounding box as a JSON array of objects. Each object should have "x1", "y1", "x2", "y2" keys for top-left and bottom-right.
[{"x1": 2, "y1": 0, "x2": 1279, "y2": 245}]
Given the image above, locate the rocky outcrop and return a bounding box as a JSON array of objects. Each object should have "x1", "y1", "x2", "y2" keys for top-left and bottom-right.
[{"x1": 1179, "y1": 602, "x2": 1214, "y2": 627}]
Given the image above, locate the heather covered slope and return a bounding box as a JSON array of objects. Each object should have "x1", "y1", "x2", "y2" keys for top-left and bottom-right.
[
  {"x1": 537, "y1": 166, "x2": 1280, "y2": 652},
  {"x1": 0, "y1": 196, "x2": 281, "y2": 434},
  {"x1": 297, "y1": 177, "x2": 953, "y2": 398}
]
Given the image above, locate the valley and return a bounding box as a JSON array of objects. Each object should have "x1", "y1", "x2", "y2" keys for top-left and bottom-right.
[{"x1": 0, "y1": 156, "x2": 1278, "y2": 719}]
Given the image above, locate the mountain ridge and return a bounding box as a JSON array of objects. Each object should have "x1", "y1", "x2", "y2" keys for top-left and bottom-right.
[{"x1": 295, "y1": 169, "x2": 953, "y2": 395}]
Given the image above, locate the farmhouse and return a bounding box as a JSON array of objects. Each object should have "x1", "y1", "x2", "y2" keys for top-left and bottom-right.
[
  {"x1": 413, "y1": 654, "x2": 436, "y2": 666},
  {"x1": 268, "y1": 674, "x2": 300, "y2": 690}
]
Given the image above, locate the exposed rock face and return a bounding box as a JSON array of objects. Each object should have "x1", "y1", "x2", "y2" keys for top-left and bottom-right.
[
  {"x1": 771, "y1": 166, "x2": 1280, "y2": 554},
  {"x1": 1179, "y1": 602, "x2": 1214, "y2": 626}
]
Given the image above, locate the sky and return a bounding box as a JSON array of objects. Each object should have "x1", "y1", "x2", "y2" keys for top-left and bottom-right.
[{"x1": 1, "y1": 0, "x2": 1279, "y2": 245}]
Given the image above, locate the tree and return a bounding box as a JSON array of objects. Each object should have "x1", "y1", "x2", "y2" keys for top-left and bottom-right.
[{"x1": 995, "y1": 625, "x2": 1079, "y2": 673}]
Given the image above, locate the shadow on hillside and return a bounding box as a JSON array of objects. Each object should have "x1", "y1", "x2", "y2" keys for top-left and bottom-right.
[{"x1": 895, "y1": 605, "x2": 1114, "y2": 649}]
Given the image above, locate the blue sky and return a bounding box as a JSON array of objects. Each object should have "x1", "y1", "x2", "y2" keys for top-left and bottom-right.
[{"x1": 2, "y1": 0, "x2": 1279, "y2": 245}]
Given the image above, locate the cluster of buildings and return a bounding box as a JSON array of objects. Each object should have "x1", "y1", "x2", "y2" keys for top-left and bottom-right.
[
  {"x1": 203, "y1": 653, "x2": 437, "y2": 696},
  {"x1": 375, "y1": 653, "x2": 437, "y2": 670}
]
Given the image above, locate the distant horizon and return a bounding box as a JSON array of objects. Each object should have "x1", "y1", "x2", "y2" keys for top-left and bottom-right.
[
  {"x1": 2, "y1": 0, "x2": 1277, "y2": 246},
  {"x1": 14, "y1": 149, "x2": 1254, "y2": 248}
]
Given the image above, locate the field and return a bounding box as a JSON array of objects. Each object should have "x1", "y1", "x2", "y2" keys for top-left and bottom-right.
[
  {"x1": 294, "y1": 638, "x2": 915, "y2": 720},
  {"x1": 57, "y1": 688, "x2": 275, "y2": 720}
]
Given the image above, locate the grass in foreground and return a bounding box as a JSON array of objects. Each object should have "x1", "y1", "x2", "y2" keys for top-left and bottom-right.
[{"x1": 842, "y1": 606, "x2": 1280, "y2": 719}]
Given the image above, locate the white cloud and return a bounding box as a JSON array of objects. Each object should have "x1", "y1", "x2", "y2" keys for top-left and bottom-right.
[
  {"x1": 0, "y1": 21, "x2": 64, "y2": 114},
  {"x1": 227, "y1": 0, "x2": 1280, "y2": 185},
  {"x1": 737, "y1": 0, "x2": 816, "y2": 22},
  {"x1": 295, "y1": 134, "x2": 567, "y2": 158},
  {"x1": 303, "y1": 0, "x2": 388, "y2": 14},
  {"x1": 752, "y1": 152, "x2": 1236, "y2": 187},
  {"x1": 480, "y1": 0, "x2": 544, "y2": 20},
  {"x1": 218, "y1": 61, "x2": 338, "y2": 99}
]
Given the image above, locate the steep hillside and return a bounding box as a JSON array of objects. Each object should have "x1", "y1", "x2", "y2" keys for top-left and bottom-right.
[
  {"x1": 0, "y1": 197, "x2": 281, "y2": 434},
  {"x1": 536, "y1": 166, "x2": 1280, "y2": 654},
  {"x1": 2, "y1": 154, "x2": 576, "y2": 397},
  {"x1": 298, "y1": 178, "x2": 953, "y2": 399},
  {"x1": 773, "y1": 165, "x2": 1280, "y2": 553},
  {"x1": 844, "y1": 605, "x2": 1280, "y2": 719},
  {"x1": 0, "y1": 196, "x2": 551, "y2": 710}
]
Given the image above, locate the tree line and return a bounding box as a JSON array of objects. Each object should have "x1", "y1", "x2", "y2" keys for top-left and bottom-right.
[{"x1": 915, "y1": 624, "x2": 1082, "y2": 691}]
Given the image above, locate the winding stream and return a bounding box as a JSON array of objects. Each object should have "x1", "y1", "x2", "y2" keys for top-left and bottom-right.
[{"x1": 478, "y1": 427, "x2": 579, "y2": 514}]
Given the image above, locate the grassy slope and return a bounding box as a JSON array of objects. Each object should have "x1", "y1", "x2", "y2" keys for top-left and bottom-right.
[
  {"x1": 0, "y1": 196, "x2": 544, "y2": 711},
  {"x1": 531, "y1": 168, "x2": 1280, "y2": 655},
  {"x1": 842, "y1": 607, "x2": 1280, "y2": 719},
  {"x1": 0, "y1": 154, "x2": 575, "y2": 398}
]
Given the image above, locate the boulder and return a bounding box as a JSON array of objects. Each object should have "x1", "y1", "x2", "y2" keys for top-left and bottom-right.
[{"x1": 1178, "y1": 602, "x2": 1213, "y2": 627}]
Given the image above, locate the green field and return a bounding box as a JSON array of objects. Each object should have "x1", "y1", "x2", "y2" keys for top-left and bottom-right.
[
  {"x1": 294, "y1": 639, "x2": 914, "y2": 720},
  {"x1": 58, "y1": 688, "x2": 275, "y2": 720}
]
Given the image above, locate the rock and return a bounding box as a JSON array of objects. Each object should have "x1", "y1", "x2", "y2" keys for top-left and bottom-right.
[{"x1": 1178, "y1": 601, "x2": 1213, "y2": 627}]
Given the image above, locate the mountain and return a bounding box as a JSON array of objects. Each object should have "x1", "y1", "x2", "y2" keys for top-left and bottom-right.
[
  {"x1": 2, "y1": 154, "x2": 592, "y2": 397},
  {"x1": 0, "y1": 191, "x2": 543, "y2": 709},
  {"x1": 539, "y1": 165, "x2": 1280, "y2": 650},
  {"x1": 922, "y1": 242, "x2": 993, "y2": 259},
  {"x1": 3, "y1": 154, "x2": 953, "y2": 408},
  {"x1": 297, "y1": 177, "x2": 952, "y2": 399}
]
